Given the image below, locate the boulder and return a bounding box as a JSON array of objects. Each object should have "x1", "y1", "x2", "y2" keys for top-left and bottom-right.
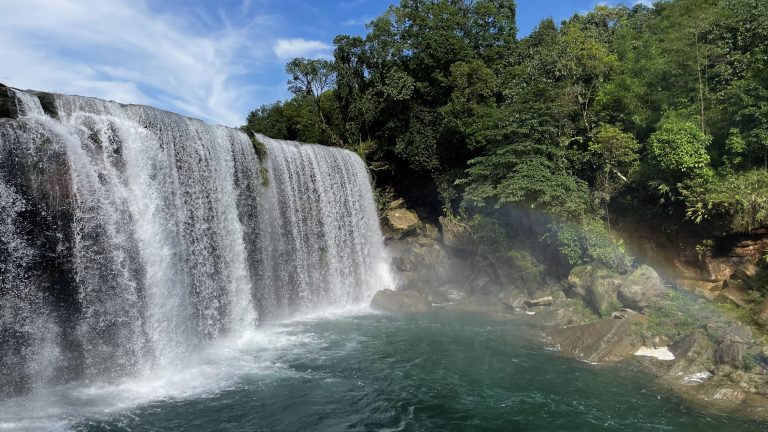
[
  {"x1": 439, "y1": 216, "x2": 475, "y2": 252},
  {"x1": 617, "y1": 265, "x2": 665, "y2": 311},
  {"x1": 385, "y1": 208, "x2": 421, "y2": 238},
  {"x1": 716, "y1": 341, "x2": 746, "y2": 367},
  {"x1": 567, "y1": 265, "x2": 624, "y2": 317},
  {"x1": 548, "y1": 318, "x2": 639, "y2": 363},
  {"x1": 371, "y1": 289, "x2": 431, "y2": 313}
]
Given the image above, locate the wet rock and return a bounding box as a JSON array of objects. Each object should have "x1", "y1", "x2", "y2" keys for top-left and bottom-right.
[
  {"x1": 657, "y1": 332, "x2": 717, "y2": 380},
  {"x1": 692, "y1": 383, "x2": 746, "y2": 402},
  {"x1": 617, "y1": 265, "x2": 665, "y2": 311},
  {"x1": 371, "y1": 289, "x2": 431, "y2": 313},
  {"x1": 439, "y1": 216, "x2": 475, "y2": 252},
  {"x1": 0, "y1": 84, "x2": 18, "y2": 119},
  {"x1": 35, "y1": 92, "x2": 58, "y2": 118},
  {"x1": 548, "y1": 318, "x2": 640, "y2": 363}
]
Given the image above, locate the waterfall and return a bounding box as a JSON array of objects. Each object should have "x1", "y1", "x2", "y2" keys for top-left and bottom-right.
[{"x1": 0, "y1": 88, "x2": 390, "y2": 397}]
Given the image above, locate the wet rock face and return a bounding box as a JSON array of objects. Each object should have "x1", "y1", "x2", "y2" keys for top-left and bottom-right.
[
  {"x1": 617, "y1": 265, "x2": 665, "y2": 311},
  {"x1": 0, "y1": 84, "x2": 19, "y2": 119},
  {"x1": 370, "y1": 289, "x2": 431, "y2": 313}
]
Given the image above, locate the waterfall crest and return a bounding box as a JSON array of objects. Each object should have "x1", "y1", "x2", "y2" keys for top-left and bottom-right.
[{"x1": 0, "y1": 88, "x2": 390, "y2": 397}]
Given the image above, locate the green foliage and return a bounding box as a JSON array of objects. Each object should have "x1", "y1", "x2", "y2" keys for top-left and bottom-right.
[
  {"x1": 647, "y1": 119, "x2": 713, "y2": 187},
  {"x1": 551, "y1": 218, "x2": 632, "y2": 271},
  {"x1": 741, "y1": 353, "x2": 758, "y2": 372},
  {"x1": 684, "y1": 170, "x2": 768, "y2": 231},
  {"x1": 589, "y1": 124, "x2": 640, "y2": 212}
]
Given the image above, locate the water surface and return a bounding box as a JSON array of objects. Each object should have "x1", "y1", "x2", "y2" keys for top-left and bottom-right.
[{"x1": 51, "y1": 311, "x2": 767, "y2": 431}]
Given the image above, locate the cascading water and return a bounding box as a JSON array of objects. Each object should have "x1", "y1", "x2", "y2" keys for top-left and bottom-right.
[{"x1": 0, "y1": 87, "x2": 390, "y2": 399}]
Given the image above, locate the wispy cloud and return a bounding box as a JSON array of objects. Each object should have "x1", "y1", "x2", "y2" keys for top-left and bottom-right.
[
  {"x1": 339, "y1": 0, "x2": 368, "y2": 9},
  {"x1": 273, "y1": 38, "x2": 332, "y2": 60},
  {"x1": 633, "y1": 0, "x2": 654, "y2": 7},
  {"x1": 0, "y1": 0, "x2": 277, "y2": 126},
  {"x1": 343, "y1": 16, "x2": 373, "y2": 26}
]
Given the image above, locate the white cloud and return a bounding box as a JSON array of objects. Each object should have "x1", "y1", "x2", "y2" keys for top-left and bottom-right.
[
  {"x1": 273, "y1": 38, "x2": 332, "y2": 60},
  {"x1": 0, "y1": 0, "x2": 276, "y2": 126},
  {"x1": 633, "y1": 0, "x2": 655, "y2": 6}
]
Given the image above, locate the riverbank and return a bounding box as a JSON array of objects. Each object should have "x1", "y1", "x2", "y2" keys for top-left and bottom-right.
[{"x1": 375, "y1": 198, "x2": 768, "y2": 421}]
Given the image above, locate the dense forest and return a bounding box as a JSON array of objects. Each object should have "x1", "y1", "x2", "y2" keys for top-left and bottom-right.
[{"x1": 244, "y1": 0, "x2": 768, "y2": 273}]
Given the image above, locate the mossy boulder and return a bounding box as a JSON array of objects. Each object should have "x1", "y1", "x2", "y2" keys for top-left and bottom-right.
[{"x1": 568, "y1": 265, "x2": 624, "y2": 317}]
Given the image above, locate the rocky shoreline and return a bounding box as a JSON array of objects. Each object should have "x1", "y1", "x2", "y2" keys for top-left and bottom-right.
[{"x1": 373, "y1": 198, "x2": 768, "y2": 421}]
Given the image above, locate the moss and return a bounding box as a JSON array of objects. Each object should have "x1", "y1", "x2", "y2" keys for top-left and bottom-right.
[
  {"x1": 247, "y1": 132, "x2": 269, "y2": 187},
  {"x1": 645, "y1": 290, "x2": 703, "y2": 339},
  {"x1": 249, "y1": 133, "x2": 268, "y2": 161},
  {"x1": 600, "y1": 298, "x2": 623, "y2": 318},
  {"x1": 259, "y1": 166, "x2": 269, "y2": 188}
]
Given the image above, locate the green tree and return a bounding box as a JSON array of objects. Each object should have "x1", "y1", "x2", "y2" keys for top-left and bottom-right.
[
  {"x1": 286, "y1": 58, "x2": 343, "y2": 146},
  {"x1": 647, "y1": 118, "x2": 713, "y2": 196}
]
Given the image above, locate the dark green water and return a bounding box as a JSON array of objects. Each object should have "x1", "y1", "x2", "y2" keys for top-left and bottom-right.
[{"x1": 19, "y1": 311, "x2": 768, "y2": 431}]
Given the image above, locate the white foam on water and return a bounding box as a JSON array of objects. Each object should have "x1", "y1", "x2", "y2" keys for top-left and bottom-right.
[{"x1": 634, "y1": 347, "x2": 675, "y2": 361}]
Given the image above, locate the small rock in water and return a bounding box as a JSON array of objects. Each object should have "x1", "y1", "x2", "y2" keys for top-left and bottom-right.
[
  {"x1": 634, "y1": 346, "x2": 676, "y2": 361},
  {"x1": 525, "y1": 296, "x2": 553, "y2": 308}
]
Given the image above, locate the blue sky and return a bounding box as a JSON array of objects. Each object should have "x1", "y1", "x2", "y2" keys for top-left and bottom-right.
[{"x1": 0, "y1": 0, "x2": 651, "y2": 126}]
